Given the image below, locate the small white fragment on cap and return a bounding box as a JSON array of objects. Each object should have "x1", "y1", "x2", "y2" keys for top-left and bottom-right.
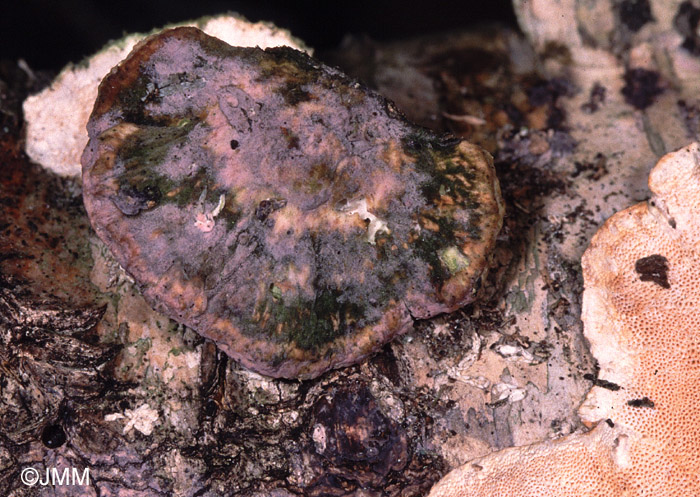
[
  {"x1": 342, "y1": 198, "x2": 391, "y2": 244},
  {"x1": 195, "y1": 193, "x2": 226, "y2": 232}
]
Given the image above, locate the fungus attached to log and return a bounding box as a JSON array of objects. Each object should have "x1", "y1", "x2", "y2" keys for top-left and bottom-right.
[
  {"x1": 81, "y1": 27, "x2": 504, "y2": 379},
  {"x1": 23, "y1": 14, "x2": 310, "y2": 177},
  {"x1": 428, "y1": 143, "x2": 700, "y2": 496}
]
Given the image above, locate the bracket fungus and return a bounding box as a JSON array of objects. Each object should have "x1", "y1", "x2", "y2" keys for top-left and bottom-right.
[
  {"x1": 428, "y1": 143, "x2": 700, "y2": 496},
  {"x1": 81, "y1": 27, "x2": 504, "y2": 379},
  {"x1": 23, "y1": 14, "x2": 309, "y2": 177}
]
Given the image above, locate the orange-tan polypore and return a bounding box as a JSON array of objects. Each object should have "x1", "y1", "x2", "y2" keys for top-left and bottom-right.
[{"x1": 428, "y1": 142, "x2": 700, "y2": 496}]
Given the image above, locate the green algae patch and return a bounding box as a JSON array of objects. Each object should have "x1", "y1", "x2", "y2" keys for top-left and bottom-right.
[
  {"x1": 82, "y1": 27, "x2": 503, "y2": 379},
  {"x1": 439, "y1": 246, "x2": 471, "y2": 275},
  {"x1": 253, "y1": 288, "x2": 368, "y2": 351}
]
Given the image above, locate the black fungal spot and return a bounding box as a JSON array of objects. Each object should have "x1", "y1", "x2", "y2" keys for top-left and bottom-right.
[
  {"x1": 41, "y1": 423, "x2": 67, "y2": 448},
  {"x1": 255, "y1": 198, "x2": 287, "y2": 221},
  {"x1": 618, "y1": 0, "x2": 654, "y2": 32},
  {"x1": 596, "y1": 379, "x2": 621, "y2": 391},
  {"x1": 572, "y1": 153, "x2": 608, "y2": 181},
  {"x1": 634, "y1": 254, "x2": 670, "y2": 289},
  {"x1": 584, "y1": 373, "x2": 622, "y2": 391},
  {"x1": 627, "y1": 397, "x2": 655, "y2": 408},
  {"x1": 280, "y1": 82, "x2": 312, "y2": 106},
  {"x1": 605, "y1": 419, "x2": 615, "y2": 428},
  {"x1": 111, "y1": 184, "x2": 161, "y2": 216},
  {"x1": 526, "y1": 78, "x2": 577, "y2": 129},
  {"x1": 230, "y1": 139, "x2": 239, "y2": 150},
  {"x1": 581, "y1": 83, "x2": 607, "y2": 113},
  {"x1": 674, "y1": 1, "x2": 700, "y2": 55},
  {"x1": 622, "y1": 69, "x2": 663, "y2": 110}
]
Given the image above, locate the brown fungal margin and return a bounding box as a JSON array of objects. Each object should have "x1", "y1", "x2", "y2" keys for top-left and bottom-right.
[
  {"x1": 81, "y1": 27, "x2": 504, "y2": 379},
  {"x1": 428, "y1": 143, "x2": 700, "y2": 496}
]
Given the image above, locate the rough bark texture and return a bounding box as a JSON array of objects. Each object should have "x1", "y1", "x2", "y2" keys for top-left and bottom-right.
[{"x1": 2, "y1": 2, "x2": 700, "y2": 495}]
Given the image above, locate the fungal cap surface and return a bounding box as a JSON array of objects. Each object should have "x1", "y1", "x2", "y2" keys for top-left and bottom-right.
[
  {"x1": 81, "y1": 27, "x2": 503, "y2": 379},
  {"x1": 23, "y1": 13, "x2": 310, "y2": 177}
]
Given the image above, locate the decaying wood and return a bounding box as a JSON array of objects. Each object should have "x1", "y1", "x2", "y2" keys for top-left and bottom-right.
[{"x1": 2, "y1": 2, "x2": 700, "y2": 494}]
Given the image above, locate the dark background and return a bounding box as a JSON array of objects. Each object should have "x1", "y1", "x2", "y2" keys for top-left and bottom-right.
[{"x1": 1, "y1": 0, "x2": 516, "y2": 71}]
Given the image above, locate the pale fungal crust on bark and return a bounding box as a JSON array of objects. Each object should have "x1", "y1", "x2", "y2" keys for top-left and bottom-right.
[
  {"x1": 81, "y1": 27, "x2": 504, "y2": 379},
  {"x1": 428, "y1": 143, "x2": 700, "y2": 496},
  {"x1": 513, "y1": 0, "x2": 700, "y2": 85},
  {"x1": 23, "y1": 13, "x2": 310, "y2": 177}
]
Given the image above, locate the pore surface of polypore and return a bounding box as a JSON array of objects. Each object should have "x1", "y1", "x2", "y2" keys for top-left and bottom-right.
[{"x1": 429, "y1": 143, "x2": 700, "y2": 496}]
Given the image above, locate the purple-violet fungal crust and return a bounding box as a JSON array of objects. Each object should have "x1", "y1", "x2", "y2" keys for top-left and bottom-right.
[{"x1": 81, "y1": 27, "x2": 504, "y2": 379}]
